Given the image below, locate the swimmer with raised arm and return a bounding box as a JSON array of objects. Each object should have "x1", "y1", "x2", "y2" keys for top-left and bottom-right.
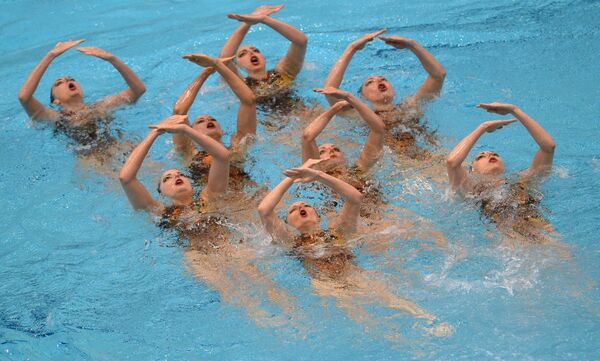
[
  {"x1": 172, "y1": 53, "x2": 257, "y2": 191},
  {"x1": 258, "y1": 160, "x2": 443, "y2": 329},
  {"x1": 323, "y1": 31, "x2": 446, "y2": 159},
  {"x1": 119, "y1": 115, "x2": 298, "y2": 326},
  {"x1": 302, "y1": 87, "x2": 385, "y2": 212},
  {"x1": 220, "y1": 4, "x2": 308, "y2": 115},
  {"x1": 446, "y1": 103, "x2": 557, "y2": 242},
  {"x1": 18, "y1": 39, "x2": 146, "y2": 162}
]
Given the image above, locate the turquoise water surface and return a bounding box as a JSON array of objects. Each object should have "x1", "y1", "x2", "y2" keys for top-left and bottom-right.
[{"x1": 1, "y1": 1, "x2": 599, "y2": 360}]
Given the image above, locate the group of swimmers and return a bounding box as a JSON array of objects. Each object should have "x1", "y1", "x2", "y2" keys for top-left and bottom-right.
[{"x1": 19, "y1": 5, "x2": 556, "y2": 333}]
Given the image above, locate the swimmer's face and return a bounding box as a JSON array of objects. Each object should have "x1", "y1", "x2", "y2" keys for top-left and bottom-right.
[
  {"x1": 360, "y1": 76, "x2": 394, "y2": 104},
  {"x1": 286, "y1": 202, "x2": 320, "y2": 230},
  {"x1": 472, "y1": 151, "x2": 505, "y2": 175},
  {"x1": 236, "y1": 45, "x2": 266, "y2": 73},
  {"x1": 158, "y1": 169, "x2": 193, "y2": 200},
  {"x1": 192, "y1": 115, "x2": 223, "y2": 141},
  {"x1": 318, "y1": 143, "x2": 347, "y2": 169},
  {"x1": 51, "y1": 76, "x2": 83, "y2": 105}
]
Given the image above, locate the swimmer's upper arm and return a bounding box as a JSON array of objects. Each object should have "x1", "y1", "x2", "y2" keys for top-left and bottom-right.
[
  {"x1": 446, "y1": 163, "x2": 470, "y2": 193},
  {"x1": 121, "y1": 178, "x2": 162, "y2": 213},
  {"x1": 258, "y1": 207, "x2": 292, "y2": 243},
  {"x1": 20, "y1": 96, "x2": 59, "y2": 122},
  {"x1": 275, "y1": 42, "x2": 306, "y2": 79},
  {"x1": 412, "y1": 75, "x2": 444, "y2": 105},
  {"x1": 332, "y1": 200, "x2": 361, "y2": 236},
  {"x1": 525, "y1": 148, "x2": 554, "y2": 178},
  {"x1": 94, "y1": 89, "x2": 139, "y2": 111}
]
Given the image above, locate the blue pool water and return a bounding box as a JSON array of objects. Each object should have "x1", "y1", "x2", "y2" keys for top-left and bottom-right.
[{"x1": 1, "y1": 1, "x2": 599, "y2": 359}]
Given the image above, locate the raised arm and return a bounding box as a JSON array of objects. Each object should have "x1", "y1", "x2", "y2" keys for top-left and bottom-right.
[
  {"x1": 228, "y1": 7, "x2": 307, "y2": 78},
  {"x1": 183, "y1": 53, "x2": 257, "y2": 149},
  {"x1": 301, "y1": 101, "x2": 349, "y2": 163},
  {"x1": 171, "y1": 67, "x2": 216, "y2": 157},
  {"x1": 18, "y1": 39, "x2": 84, "y2": 121},
  {"x1": 322, "y1": 29, "x2": 386, "y2": 106},
  {"x1": 221, "y1": 5, "x2": 284, "y2": 76},
  {"x1": 478, "y1": 102, "x2": 556, "y2": 177},
  {"x1": 314, "y1": 87, "x2": 385, "y2": 171},
  {"x1": 446, "y1": 119, "x2": 517, "y2": 192},
  {"x1": 284, "y1": 166, "x2": 362, "y2": 235},
  {"x1": 258, "y1": 177, "x2": 294, "y2": 242},
  {"x1": 150, "y1": 116, "x2": 231, "y2": 199},
  {"x1": 77, "y1": 46, "x2": 146, "y2": 109},
  {"x1": 119, "y1": 128, "x2": 164, "y2": 213},
  {"x1": 379, "y1": 36, "x2": 446, "y2": 106}
]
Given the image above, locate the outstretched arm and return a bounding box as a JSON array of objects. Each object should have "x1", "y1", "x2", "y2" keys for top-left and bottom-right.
[
  {"x1": 119, "y1": 128, "x2": 164, "y2": 213},
  {"x1": 258, "y1": 177, "x2": 294, "y2": 242},
  {"x1": 379, "y1": 36, "x2": 446, "y2": 106},
  {"x1": 301, "y1": 101, "x2": 349, "y2": 163},
  {"x1": 446, "y1": 119, "x2": 517, "y2": 192},
  {"x1": 172, "y1": 67, "x2": 216, "y2": 156},
  {"x1": 478, "y1": 102, "x2": 556, "y2": 177},
  {"x1": 221, "y1": 5, "x2": 284, "y2": 76},
  {"x1": 229, "y1": 8, "x2": 307, "y2": 78},
  {"x1": 150, "y1": 116, "x2": 231, "y2": 198},
  {"x1": 322, "y1": 29, "x2": 386, "y2": 106},
  {"x1": 284, "y1": 166, "x2": 362, "y2": 235},
  {"x1": 314, "y1": 87, "x2": 385, "y2": 171},
  {"x1": 18, "y1": 39, "x2": 85, "y2": 121},
  {"x1": 78, "y1": 46, "x2": 146, "y2": 109},
  {"x1": 184, "y1": 53, "x2": 257, "y2": 150}
]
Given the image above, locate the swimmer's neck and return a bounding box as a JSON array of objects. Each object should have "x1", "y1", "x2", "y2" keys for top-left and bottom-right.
[
  {"x1": 372, "y1": 100, "x2": 395, "y2": 112},
  {"x1": 60, "y1": 99, "x2": 86, "y2": 112},
  {"x1": 297, "y1": 223, "x2": 320, "y2": 235},
  {"x1": 247, "y1": 68, "x2": 269, "y2": 80},
  {"x1": 171, "y1": 195, "x2": 194, "y2": 207}
]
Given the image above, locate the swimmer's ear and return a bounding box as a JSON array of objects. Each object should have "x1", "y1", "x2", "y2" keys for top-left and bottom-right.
[{"x1": 468, "y1": 165, "x2": 473, "y2": 173}]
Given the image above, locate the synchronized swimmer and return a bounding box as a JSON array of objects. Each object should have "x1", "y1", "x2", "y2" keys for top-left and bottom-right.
[{"x1": 18, "y1": 4, "x2": 558, "y2": 334}]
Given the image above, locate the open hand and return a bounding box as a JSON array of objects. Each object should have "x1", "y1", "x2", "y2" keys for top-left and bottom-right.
[
  {"x1": 477, "y1": 102, "x2": 517, "y2": 115},
  {"x1": 283, "y1": 167, "x2": 321, "y2": 183},
  {"x1": 350, "y1": 29, "x2": 387, "y2": 51},
  {"x1": 149, "y1": 115, "x2": 190, "y2": 134},
  {"x1": 77, "y1": 46, "x2": 115, "y2": 61},
  {"x1": 251, "y1": 4, "x2": 284, "y2": 16},
  {"x1": 183, "y1": 53, "x2": 234, "y2": 67},
  {"x1": 480, "y1": 118, "x2": 517, "y2": 133},
  {"x1": 378, "y1": 35, "x2": 416, "y2": 49},
  {"x1": 227, "y1": 13, "x2": 264, "y2": 25},
  {"x1": 313, "y1": 87, "x2": 351, "y2": 100},
  {"x1": 49, "y1": 39, "x2": 85, "y2": 58}
]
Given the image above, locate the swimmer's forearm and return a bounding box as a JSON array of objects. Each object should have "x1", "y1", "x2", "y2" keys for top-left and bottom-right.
[
  {"x1": 18, "y1": 53, "x2": 54, "y2": 105},
  {"x1": 181, "y1": 127, "x2": 231, "y2": 161},
  {"x1": 315, "y1": 171, "x2": 362, "y2": 205},
  {"x1": 173, "y1": 70, "x2": 213, "y2": 115},
  {"x1": 512, "y1": 107, "x2": 556, "y2": 153},
  {"x1": 220, "y1": 23, "x2": 251, "y2": 58},
  {"x1": 108, "y1": 56, "x2": 146, "y2": 101},
  {"x1": 302, "y1": 103, "x2": 343, "y2": 142},
  {"x1": 346, "y1": 94, "x2": 385, "y2": 134},
  {"x1": 258, "y1": 177, "x2": 294, "y2": 217},
  {"x1": 446, "y1": 125, "x2": 486, "y2": 169},
  {"x1": 261, "y1": 17, "x2": 307, "y2": 47},
  {"x1": 119, "y1": 130, "x2": 160, "y2": 183},
  {"x1": 407, "y1": 41, "x2": 446, "y2": 80},
  {"x1": 323, "y1": 48, "x2": 355, "y2": 105},
  {"x1": 214, "y1": 61, "x2": 255, "y2": 105}
]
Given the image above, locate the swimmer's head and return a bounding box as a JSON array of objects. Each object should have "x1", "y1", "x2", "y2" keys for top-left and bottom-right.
[
  {"x1": 157, "y1": 169, "x2": 193, "y2": 202},
  {"x1": 471, "y1": 151, "x2": 505, "y2": 175},
  {"x1": 192, "y1": 115, "x2": 223, "y2": 141},
  {"x1": 236, "y1": 45, "x2": 266, "y2": 74},
  {"x1": 50, "y1": 76, "x2": 83, "y2": 105},
  {"x1": 286, "y1": 201, "x2": 320, "y2": 232},
  {"x1": 359, "y1": 76, "x2": 394, "y2": 104},
  {"x1": 318, "y1": 143, "x2": 347, "y2": 170}
]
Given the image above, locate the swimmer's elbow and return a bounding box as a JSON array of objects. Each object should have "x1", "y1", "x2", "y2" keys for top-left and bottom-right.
[
  {"x1": 349, "y1": 191, "x2": 363, "y2": 206},
  {"x1": 118, "y1": 170, "x2": 133, "y2": 185},
  {"x1": 296, "y1": 34, "x2": 308, "y2": 48},
  {"x1": 301, "y1": 130, "x2": 315, "y2": 143},
  {"x1": 241, "y1": 92, "x2": 256, "y2": 106},
  {"x1": 257, "y1": 204, "x2": 272, "y2": 220},
  {"x1": 544, "y1": 139, "x2": 556, "y2": 153},
  {"x1": 18, "y1": 90, "x2": 31, "y2": 105},
  {"x1": 446, "y1": 156, "x2": 462, "y2": 170},
  {"x1": 432, "y1": 67, "x2": 446, "y2": 81}
]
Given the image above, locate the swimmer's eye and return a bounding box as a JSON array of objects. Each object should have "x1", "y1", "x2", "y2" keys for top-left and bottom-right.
[
  {"x1": 54, "y1": 80, "x2": 64, "y2": 87},
  {"x1": 475, "y1": 154, "x2": 485, "y2": 161},
  {"x1": 288, "y1": 208, "x2": 297, "y2": 214},
  {"x1": 319, "y1": 149, "x2": 326, "y2": 154},
  {"x1": 251, "y1": 48, "x2": 260, "y2": 53},
  {"x1": 491, "y1": 153, "x2": 500, "y2": 157},
  {"x1": 238, "y1": 51, "x2": 247, "y2": 58},
  {"x1": 365, "y1": 80, "x2": 373, "y2": 86},
  {"x1": 304, "y1": 205, "x2": 312, "y2": 208},
  {"x1": 333, "y1": 147, "x2": 341, "y2": 152}
]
